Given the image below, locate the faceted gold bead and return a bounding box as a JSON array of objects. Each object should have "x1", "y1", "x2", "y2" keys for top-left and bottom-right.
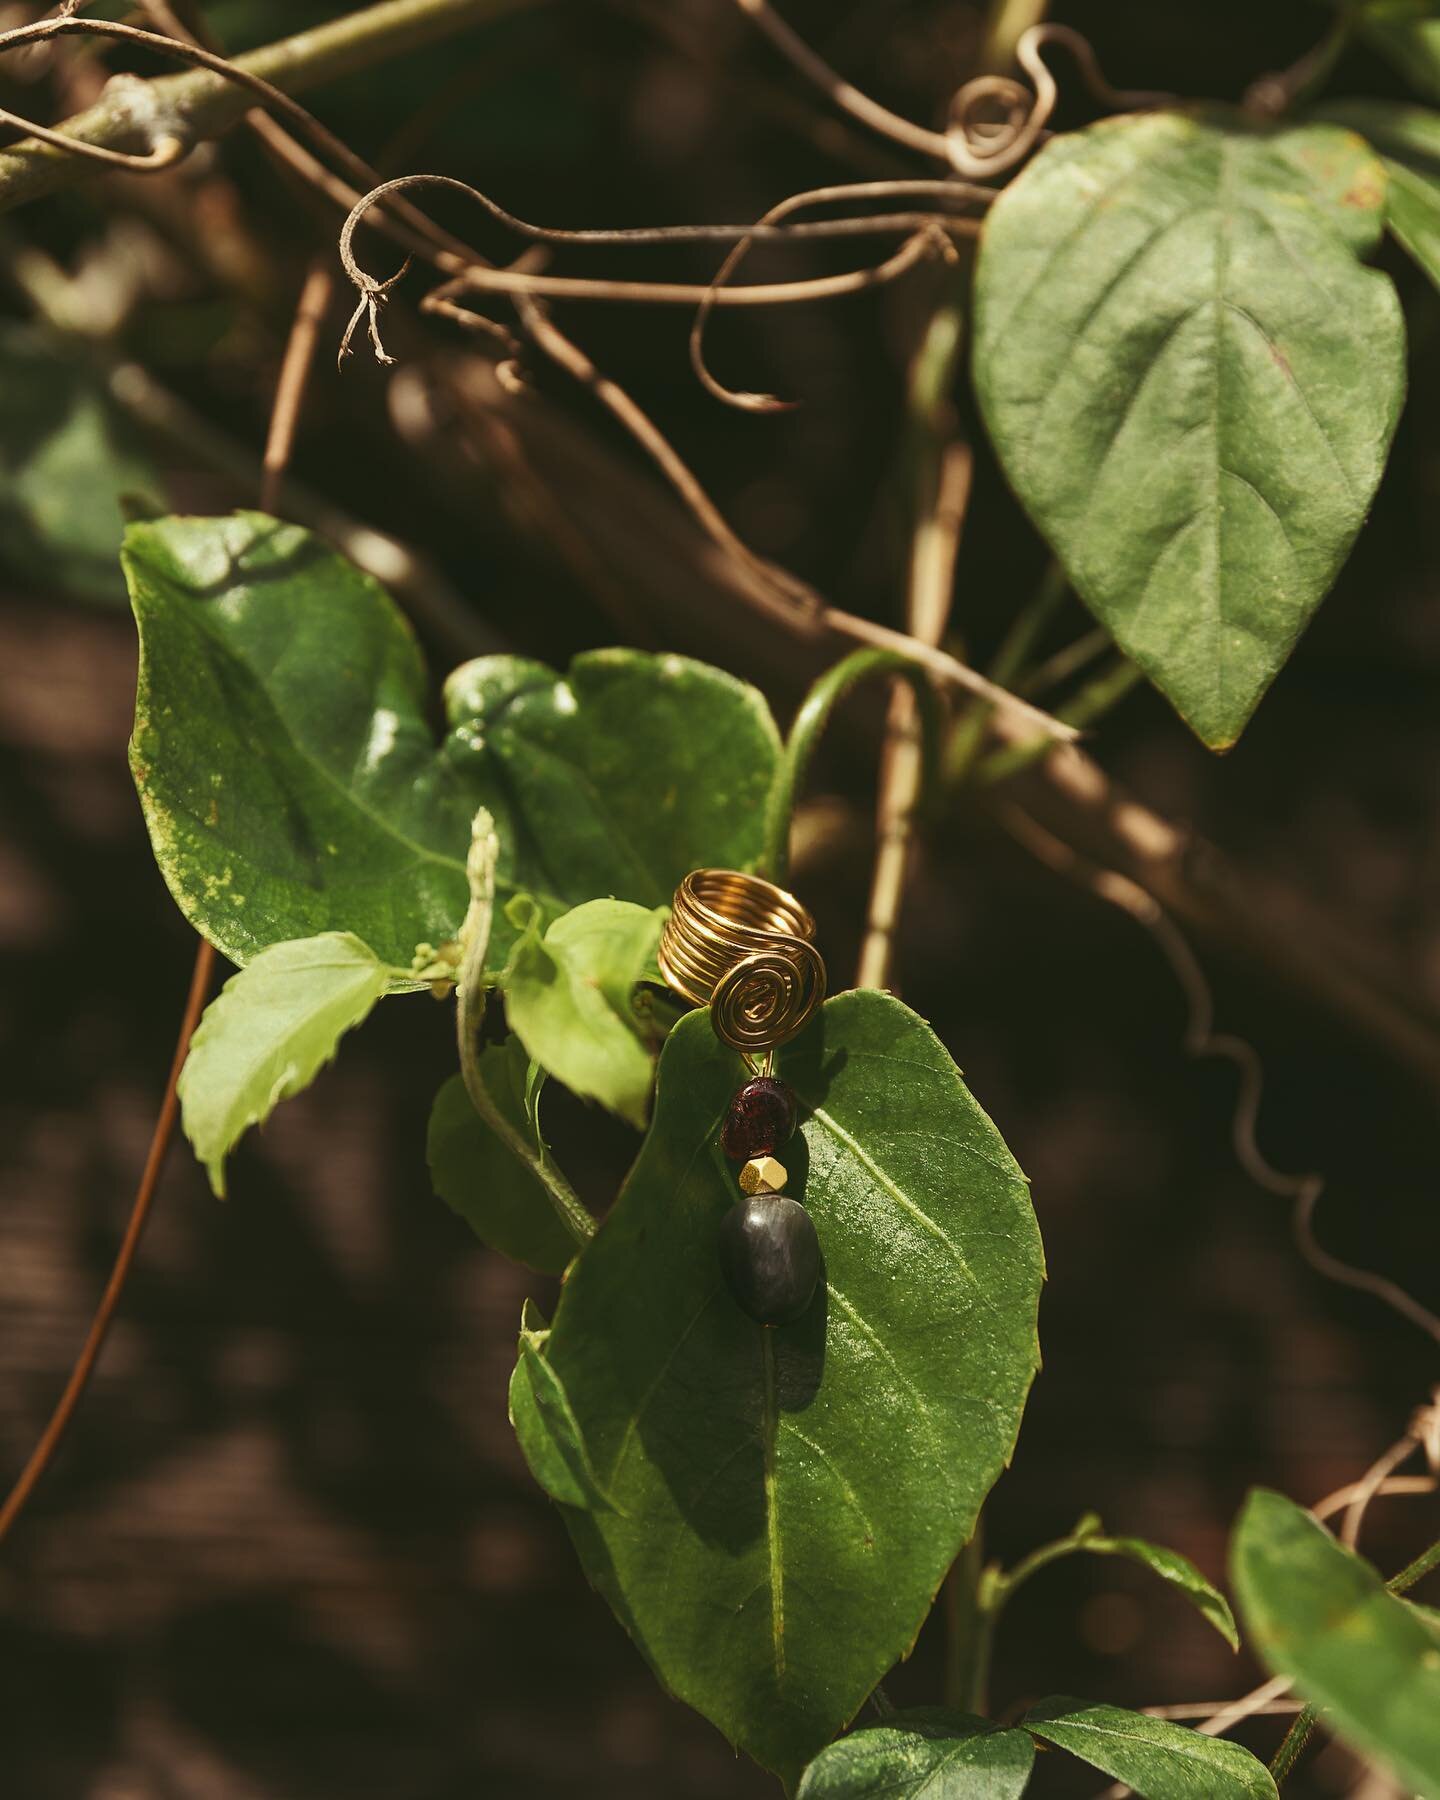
[{"x1": 738, "y1": 1154, "x2": 788, "y2": 1196}]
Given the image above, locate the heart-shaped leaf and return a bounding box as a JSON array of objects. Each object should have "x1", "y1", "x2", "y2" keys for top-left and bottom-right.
[
  {"x1": 178, "y1": 931, "x2": 393, "y2": 1196},
  {"x1": 974, "y1": 111, "x2": 1404, "y2": 748},
  {"x1": 502, "y1": 898, "x2": 668, "y2": 1127},
  {"x1": 1231, "y1": 1488, "x2": 1440, "y2": 1796},
  {"x1": 427, "y1": 1056, "x2": 577, "y2": 1273},
  {"x1": 518, "y1": 992, "x2": 1044, "y2": 1781},
  {"x1": 1023, "y1": 1698, "x2": 1277, "y2": 1799},
  {"x1": 796, "y1": 1710, "x2": 1035, "y2": 1798},
  {"x1": 126, "y1": 512, "x2": 779, "y2": 969}
]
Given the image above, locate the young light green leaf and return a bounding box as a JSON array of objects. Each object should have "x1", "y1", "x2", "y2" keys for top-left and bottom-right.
[
  {"x1": 178, "y1": 931, "x2": 392, "y2": 1197},
  {"x1": 502, "y1": 898, "x2": 667, "y2": 1128},
  {"x1": 1073, "y1": 1521, "x2": 1238, "y2": 1649},
  {"x1": 1231, "y1": 1488, "x2": 1440, "y2": 1796},
  {"x1": 508, "y1": 1299, "x2": 617, "y2": 1513},
  {"x1": 536, "y1": 993, "x2": 1044, "y2": 1782},
  {"x1": 0, "y1": 324, "x2": 161, "y2": 605},
  {"x1": 427, "y1": 1060, "x2": 577, "y2": 1274},
  {"x1": 1023, "y1": 1698, "x2": 1277, "y2": 1799},
  {"x1": 126, "y1": 512, "x2": 779, "y2": 969},
  {"x1": 973, "y1": 110, "x2": 1404, "y2": 749},
  {"x1": 796, "y1": 1710, "x2": 1035, "y2": 1799}
]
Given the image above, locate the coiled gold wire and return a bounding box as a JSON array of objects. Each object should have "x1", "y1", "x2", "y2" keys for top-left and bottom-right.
[{"x1": 658, "y1": 869, "x2": 826, "y2": 1057}]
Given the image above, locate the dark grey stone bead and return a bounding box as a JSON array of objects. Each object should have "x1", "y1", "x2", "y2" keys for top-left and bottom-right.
[{"x1": 718, "y1": 1193, "x2": 820, "y2": 1327}]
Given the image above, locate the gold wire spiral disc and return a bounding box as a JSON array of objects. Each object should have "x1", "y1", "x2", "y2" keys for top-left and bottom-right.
[{"x1": 658, "y1": 869, "x2": 826, "y2": 1055}]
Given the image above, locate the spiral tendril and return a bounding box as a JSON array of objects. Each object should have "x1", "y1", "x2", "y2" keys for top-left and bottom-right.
[{"x1": 658, "y1": 869, "x2": 826, "y2": 1055}]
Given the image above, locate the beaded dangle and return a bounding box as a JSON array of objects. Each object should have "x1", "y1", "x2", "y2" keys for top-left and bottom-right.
[{"x1": 658, "y1": 869, "x2": 826, "y2": 1327}]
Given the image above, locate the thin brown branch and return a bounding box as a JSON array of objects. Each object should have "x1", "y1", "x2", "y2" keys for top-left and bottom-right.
[
  {"x1": 338, "y1": 173, "x2": 973, "y2": 319},
  {"x1": 0, "y1": 939, "x2": 215, "y2": 1546},
  {"x1": 495, "y1": 293, "x2": 1076, "y2": 746},
  {"x1": 261, "y1": 259, "x2": 334, "y2": 514},
  {"x1": 856, "y1": 311, "x2": 971, "y2": 992},
  {"x1": 997, "y1": 805, "x2": 1440, "y2": 1346},
  {"x1": 731, "y1": 0, "x2": 953, "y2": 162},
  {"x1": 686, "y1": 182, "x2": 990, "y2": 410}
]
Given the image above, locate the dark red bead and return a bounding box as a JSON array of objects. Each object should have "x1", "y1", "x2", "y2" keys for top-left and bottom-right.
[{"x1": 720, "y1": 1078, "x2": 796, "y2": 1161}]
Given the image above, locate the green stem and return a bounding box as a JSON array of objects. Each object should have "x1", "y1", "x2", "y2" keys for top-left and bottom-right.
[
  {"x1": 971, "y1": 656, "x2": 1143, "y2": 787},
  {"x1": 1389, "y1": 1532, "x2": 1440, "y2": 1595},
  {"x1": 946, "y1": 561, "x2": 1068, "y2": 787},
  {"x1": 1269, "y1": 1705, "x2": 1317, "y2": 1784},
  {"x1": 763, "y1": 648, "x2": 944, "y2": 885},
  {"x1": 943, "y1": 1529, "x2": 993, "y2": 1712},
  {"x1": 0, "y1": 0, "x2": 528, "y2": 216},
  {"x1": 455, "y1": 832, "x2": 594, "y2": 1252}
]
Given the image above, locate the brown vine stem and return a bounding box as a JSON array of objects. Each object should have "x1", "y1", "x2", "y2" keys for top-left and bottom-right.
[
  {"x1": 416, "y1": 269, "x2": 1079, "y2": 745},
  {"x1": 0, "y1": 939, "x2": 215, "y2": 1546},
  {"x1": 997, "y1": 805, "x2": 1440, "y2": 1347},
  {"x1": 856, "y1": 301, "x2": 970, "y2": 993},
  {"x1": 731, "y1": 0, "x2": 953, "y2": 163},
  {"x1": 0, "y1": 0, "x2": 527, "y2": 216},
  {"x1": 260, "y1": 259, "x2": 335, "y2": 514},
  {"x1": 0, "y1": 252, "x2": 335, "y2": 1547}
]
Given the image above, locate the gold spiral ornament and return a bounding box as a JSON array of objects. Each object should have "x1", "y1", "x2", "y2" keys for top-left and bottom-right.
[{"x1": 658, "y1": 869, "x2": 825, "y2": 1055}]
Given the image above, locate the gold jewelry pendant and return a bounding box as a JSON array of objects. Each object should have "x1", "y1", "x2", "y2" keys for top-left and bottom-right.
[{"x1": 659, "y1": 869, "x2": 827, "y2": 1327}]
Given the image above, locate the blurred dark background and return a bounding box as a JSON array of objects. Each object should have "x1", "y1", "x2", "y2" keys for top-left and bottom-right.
[{"x1": 1, "y1": 1, "x2": 1438, "y2": 1795}]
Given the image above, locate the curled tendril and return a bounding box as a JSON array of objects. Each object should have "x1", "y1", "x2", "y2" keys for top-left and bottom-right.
[
  {"x1": 711, "y1": 943, "x2": 826, "y2": 1054},
  {"x1": 945, "y1": 24, "x2": 1175, "y2": 181}
]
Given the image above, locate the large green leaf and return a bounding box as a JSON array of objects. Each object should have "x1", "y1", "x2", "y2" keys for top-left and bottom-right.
[
  {"x1": 0, "y1": 325, "x2": 160, "y2": 604},
  {"x1": 126, "y1": 512, "x2": 779, "y2": 969},
  {"x1": 519, "y1": 993, "x2": 1044, "y2": 1781},
  {"x1": 178, "y1": 931, "x2": 392, "y2": 1196},
  {"x1": 1023, "y1": 1699, "x2": 1277, "y2": 1799},
  {"x1": 426, "y1": 1058, "x2": 577, "y2": 1273},
  {"x1": 796, "y1": 1710, "x2": 1034, "y2": 1799},
  {"x1": 1231, "y1": 1488, "x2": 1440, "y2": 1795},
  {"x1": 973, "y1": 110, "x2": 1404, "y2": 748},
  {"x1": 502, "y1": 898, "x2": 668, "y2": 1128}
]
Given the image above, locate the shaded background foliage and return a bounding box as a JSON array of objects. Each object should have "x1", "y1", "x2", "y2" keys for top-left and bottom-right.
[{"x1": 0, "y1": 0, "x2": 1437, "y2": 1794}]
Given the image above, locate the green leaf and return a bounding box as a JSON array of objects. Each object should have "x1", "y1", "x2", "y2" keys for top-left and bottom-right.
[
  {"x1": 796, "y1": 1710, "x2": 1035, "y2": 1799},
  {"x1": 973, "y1": 110, "x2": 1404, "y2": 748},
  {"x1": 508, "y1": 1300, "x2": 617, "y2": 1512},
  {"x1": 1317, "y1": 99, "x2": 1440, "y2": 292},
  {"x1": 426, "y1": 1059, "x2": 577, "y2": 1273},
  {"x1": 1337, "y1": 1, "x2": 1440, "y2": 103},
  {"x1": 532, "y1": 992, "x2": 1044, "y2": 1781},
  {"x1": 1231, "y1": 1488, "x2": 1440, "y2": 1796},
  {"x1": 1023, "y1": 1698, "x2": 1278, "y2": 1799},
  {"x1": 126, "y1": 512, "x2": 779, "y2": 970},
  {"x1": 177, "y1": 930, "x2": 391, "y2": 1196},
  {"x1": 502, "y1": 898, "x2": 667, "y2": 1128},
  {"x1": 0, "y1": 325, "x2": 161, "y2": 604},
  {"x1": 1072, "y1": 1520, "x2": 1239, "y2": 1649}
]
